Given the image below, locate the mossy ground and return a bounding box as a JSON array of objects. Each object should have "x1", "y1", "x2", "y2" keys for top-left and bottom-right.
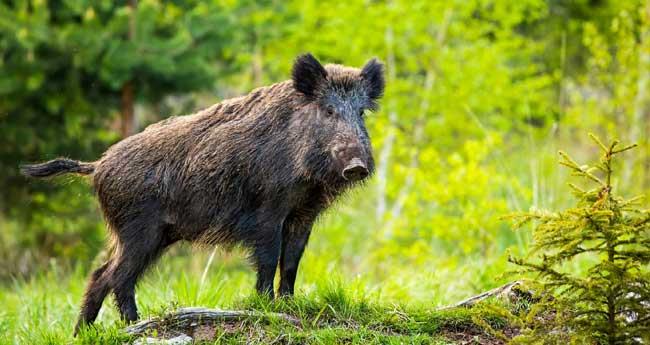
[{"x1": 73, "y1": 292, "x2": 512, "y2": 345}]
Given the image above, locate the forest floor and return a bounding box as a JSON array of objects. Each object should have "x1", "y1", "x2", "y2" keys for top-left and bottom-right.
[
  {"x1": 1, "y1": 253, "x2": 523, "y2": 344},
  {"x1": 2, "y1": 276, "x2": 521, "y2": 344},
  {"x1": 81, "y1": 294, "x2": 518, "y2": 345}
]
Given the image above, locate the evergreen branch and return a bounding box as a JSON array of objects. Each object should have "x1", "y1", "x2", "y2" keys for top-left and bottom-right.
[
  {"x1": 583, "y1": 170, "x2": 605, "y2": 186},
  {"x1": 608, "y1": 139, "x2": 620, "y2": 153},
  {"x1": 589, "y1": 133, "x2": 610, "y2": 153},
  {"x1": 632, "y1": 214, "x2": 650, "y2": 228},
  {"x1": 611, "y1": 144, "x2": 638, "y2": 154},
  {"x1": 619, "y1": 195, "x2": 645, "y2": 208},
  {"x1": 567, "y1": 183, "x2": 586, "y2": 194},
  {"x1": 614, "y1": 251, "x2": 650, "y2": 261},
  {"x1": 558, "y1": 150, "x2": 580, "y2": 168},
  {"x1": 634, "y1": 315, "x2": 650, "y2": 323},
  {"x1": 574, "y1": 309, "x2": 610, "y2": 318},
  {"x1": 612, "y1": 239, "x2": 650, "y2": 247}
]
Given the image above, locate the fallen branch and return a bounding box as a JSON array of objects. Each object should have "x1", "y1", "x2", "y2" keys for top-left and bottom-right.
[
  {"x1": 125, "y1": 307, "x2": 300, "y2": 337},
  {"x1": 438, "y1": 281, "x2": 524, "y2": 310}
]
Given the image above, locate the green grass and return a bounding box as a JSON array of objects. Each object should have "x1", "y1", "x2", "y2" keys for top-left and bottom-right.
[{"x1": 0, "y1": 248, "x2": 513, "y2": 344}]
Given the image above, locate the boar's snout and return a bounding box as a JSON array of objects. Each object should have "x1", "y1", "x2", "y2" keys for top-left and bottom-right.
[
  {"x1": 342, "y1": 158, "x2": 369, "y2": 181},
  {"x1": 332, "y1": 141, "x2": 371, "y2": 182}
]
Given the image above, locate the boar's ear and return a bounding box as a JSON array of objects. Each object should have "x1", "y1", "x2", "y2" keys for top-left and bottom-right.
[
  {"x1": 292, "y1": 53, "x2": 328, "y2": 99},
  {"x1": 360, "y1": 58, "x2": 385, "y2": 100}
]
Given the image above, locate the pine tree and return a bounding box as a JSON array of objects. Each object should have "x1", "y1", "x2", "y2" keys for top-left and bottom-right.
[
  {"x1": 0, "y1": 1, "x2": 236, "y2": 271},
  {"x1": 509, "y1": 134, "x2": 650, "y2": 344}
]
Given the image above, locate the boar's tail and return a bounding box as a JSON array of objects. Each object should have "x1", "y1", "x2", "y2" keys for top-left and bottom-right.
[{"x1": 21, "y1": 158, "x2": 95, "y2": 178}]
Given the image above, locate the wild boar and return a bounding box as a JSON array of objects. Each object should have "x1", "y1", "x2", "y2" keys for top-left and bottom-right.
[{"x1": 21, "y1": 53, "x2": 385, "y2": 334}]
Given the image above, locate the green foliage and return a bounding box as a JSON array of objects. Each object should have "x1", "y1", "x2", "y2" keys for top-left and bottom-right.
[
  {"x1": 508, "y1": 134, "x2": 650, "y2": 344},
  {"x1": 0, "y1": 0, "x2": 233, "y2": 275}
]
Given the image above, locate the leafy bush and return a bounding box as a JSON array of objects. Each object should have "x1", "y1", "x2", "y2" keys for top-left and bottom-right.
[{"x1": 508, "y1": 134, "x2": 650, "y2": 344}]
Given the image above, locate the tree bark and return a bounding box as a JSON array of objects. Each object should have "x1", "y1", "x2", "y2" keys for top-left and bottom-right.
[
  {"x1": 120, "y1": 81, "x2": 135, "y2": 138},
  {"x1": 120, "y1": 0, "x2": 137, "y2": 138}
]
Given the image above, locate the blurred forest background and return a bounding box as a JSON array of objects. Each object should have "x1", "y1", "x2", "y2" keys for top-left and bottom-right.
[{"x1": 1, "y1": 0, "x2": 649, "y2": 313}]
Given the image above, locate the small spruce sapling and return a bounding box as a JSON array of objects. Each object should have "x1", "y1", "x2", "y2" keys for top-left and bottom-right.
[{"x1": 508, "y1": 134, "x2": 650, "y2": 344}]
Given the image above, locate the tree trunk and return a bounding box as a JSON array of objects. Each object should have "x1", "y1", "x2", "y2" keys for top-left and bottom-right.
[
  {"x1": 120, "y1": 81, "x2": 135, "y2": 138},
  {"x1": 119, "y1": 0, "x2": 137, "y2": 138}
]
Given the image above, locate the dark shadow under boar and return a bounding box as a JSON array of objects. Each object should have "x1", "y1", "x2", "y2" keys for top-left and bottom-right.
[{"x1": 21, "y1": 53, "x2": 385, "y2": 334}]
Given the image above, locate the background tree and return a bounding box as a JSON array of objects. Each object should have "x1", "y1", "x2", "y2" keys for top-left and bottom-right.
[{"x1": 0, "y1": 0, "x2": 234, "y2": 273}]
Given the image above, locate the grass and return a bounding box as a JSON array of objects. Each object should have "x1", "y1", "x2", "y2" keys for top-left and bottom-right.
[
  {"x1": 236, "y1": 289, "x2": 510, "y2": 342},
  {"x1": 0, "y1": 247, "x2": 515, "y2": 344},
  {"x1": 70, "y1": 285, "x2": 508, "y2": 344}
]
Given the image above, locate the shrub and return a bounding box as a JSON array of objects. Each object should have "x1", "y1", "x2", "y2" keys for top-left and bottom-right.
[{"x1": 508, "y1": 134, "x2": 650, "y2": 344}]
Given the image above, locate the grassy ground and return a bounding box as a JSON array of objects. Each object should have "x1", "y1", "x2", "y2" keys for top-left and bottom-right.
[
  {"x1": 0, "y1": 246, "x2": 516, "y2": 344},
  {"x1": 121, "y1": 293, "x2": 512, "y2": 345}
]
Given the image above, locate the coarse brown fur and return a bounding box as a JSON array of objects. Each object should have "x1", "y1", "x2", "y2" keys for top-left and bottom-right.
[{"x1": 21, "y1": 53, "x2": 385, "y2": 335}]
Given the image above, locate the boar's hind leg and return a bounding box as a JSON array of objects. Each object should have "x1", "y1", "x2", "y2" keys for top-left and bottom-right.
[
  {"x1": 74, "y1": 259, "x2": 114, "y2": 335},
  {"x1": 110, "y1": 223, "x2": 175, "y2": 323},
  {"x1": 279, "y1": 220, "x2": 313, "y2": 297}
]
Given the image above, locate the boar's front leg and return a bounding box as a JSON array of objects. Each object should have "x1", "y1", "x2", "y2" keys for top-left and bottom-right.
[
  {"x1": 252, "y1": 222, "x2": 283, "y2": 297},
  {"x1": 279, "y1": 210, "x2": 317, "y2": 297}
]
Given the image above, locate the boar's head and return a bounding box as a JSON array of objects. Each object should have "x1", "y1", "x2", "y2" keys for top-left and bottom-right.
[{"x1": 291, "y1": 53, "x2": 384, "y2": 187}]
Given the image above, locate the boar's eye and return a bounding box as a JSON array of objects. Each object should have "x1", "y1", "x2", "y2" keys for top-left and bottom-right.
[{"x1": 326, "y1": 105, "x2": 335, "y2": 116}]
